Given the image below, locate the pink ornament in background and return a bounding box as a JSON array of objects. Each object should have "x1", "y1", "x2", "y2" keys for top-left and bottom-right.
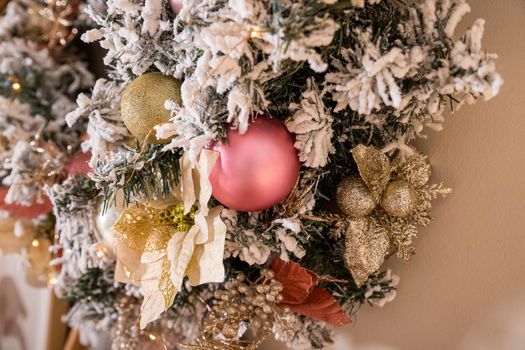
[
  {"x1": 209, "y1": 116, "x2": 300, "y2": 212},
  {"x1": 67, "y1": 151, "x2": 92, "y2": 176},
  {"x1": 168, "y1": 0, "x2": 184, "y2": 14},
  {"x1": 0, "y1": 187, "x2": 52, "y2": 218}
]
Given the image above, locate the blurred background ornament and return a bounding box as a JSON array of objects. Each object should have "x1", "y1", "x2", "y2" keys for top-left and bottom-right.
[
  {"x1": 13, "y1": 0, "x2": 81, "y2": 58},
  {"x1": 42, "y1": 0, "x2": 80, "y2": 53},
  {"x1": 22, "y1": 0, "x2": 80, "y2": 54},
  {"x1": 67, "y1": 151, "x2": 92, "y2": 176},
  {"x1": 120, "y1": 72, "x2": 182, "y2": 142},
  {"x1": 0, "y1": 187, "x2": 52, "y2": 218},
  {"x1": 25, "y1": 236, "x2": 55, "y2": 287},
  {"x1": 0, "y1": 216, "x2": 32, "y2": 255},
  {"x1": 209, "y1": 116, "x2": 300, "y2": 212},
  {"x1": 168, "y1": 0, "x2": 184, "y2": 14}
]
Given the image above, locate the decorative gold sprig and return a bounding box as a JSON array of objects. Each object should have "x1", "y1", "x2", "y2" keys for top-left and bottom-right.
[
  {"x1": 179, "y1": 271, "x2": 291, "y2": 350},
  {"x1": 336, "y1": 145, "x2": 451, "y2": 286},
  {"x1": 39, "y1": 0, "x2": 80, "y2": 53},
  {"x1": 111, "y1": 295, "x2": 171, "y2": 350}
]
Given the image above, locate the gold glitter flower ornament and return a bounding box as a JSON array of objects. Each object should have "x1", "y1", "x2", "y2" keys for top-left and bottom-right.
[
  {"x1": 113, "y1": 149, "x2": 226, "y2": 329},
  {"x1": 336, "y1": 145, "x2": 451, "y2": 287}
]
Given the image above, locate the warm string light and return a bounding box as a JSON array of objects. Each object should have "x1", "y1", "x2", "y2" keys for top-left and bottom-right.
[
  {"x1": 11, "y1": 82, "x2": 21, "y2": 92},
  {"x1": 145, "y1": 332, "x2": 168, "y2": 350},
  {"x1": 95, "y1": 243, "x2": 109, "y2": 259},
  {"x1": 31, "y1": 239, "x2": 40, "y2": 248},
  {"x1": 8, "y1": 76, "x2": 23, "y2": 93},
  {"x1": 249, "y1": 27, "x2": 264, "y2": 39},
  {"x1": 48, "y1": 275, "x2": 58, "y2": 285}
]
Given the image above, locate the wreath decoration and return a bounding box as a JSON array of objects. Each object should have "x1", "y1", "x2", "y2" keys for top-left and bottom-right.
[{"x1": 0, "y1": 0, "x2": 502, "y2": 349}]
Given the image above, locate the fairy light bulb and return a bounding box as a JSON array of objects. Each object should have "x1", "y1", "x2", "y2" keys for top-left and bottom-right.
[
  {"x1": 12, "y1": 82, "x2": 22, "y2": 92},
  {"x1": 32, "y1": 239, "x2": 40, "y2": 248},
  {"x1": 250, "y1": 27, "x2": 263, "y2": 39},
  {"x1": 95, "y1": 243, "x2": 108, "y2": 259}
]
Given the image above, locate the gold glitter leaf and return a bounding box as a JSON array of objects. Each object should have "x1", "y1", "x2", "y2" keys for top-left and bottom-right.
[
  {"x1": 344, "y1": 218, "x2": 390, "y2": 287},
  {"x1": 351, "y1": 145, "x2": 391, "y2": 202}
]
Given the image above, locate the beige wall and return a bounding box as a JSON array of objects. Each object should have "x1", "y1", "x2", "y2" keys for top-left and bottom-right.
[
  {"x1": 265, "y1": 0, "x2": 525, "y2": 349},
  {"x1": 0, "y1": 255, "x2": 52, "y2": 350}
]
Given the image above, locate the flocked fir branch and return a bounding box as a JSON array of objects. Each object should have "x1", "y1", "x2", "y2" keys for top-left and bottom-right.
[{"x1": 91, "y1": 144, "x2": 183, "y2": 208}]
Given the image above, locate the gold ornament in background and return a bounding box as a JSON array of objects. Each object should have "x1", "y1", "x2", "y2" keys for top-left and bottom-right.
[
  {"x1": 14, "y1": 129, "x2": 67, "y2": 189},
  {"x1": 0, "y1": 217, "x2": 32, "y2": 254},
  {"x1": 26, "y1": 236, "x2": 55, "y2": 287},
  {"x1": 24, "y1": 217, "x2": 58, "y2": 287},
  {"x1": 41, "y1": 0, "x2": 80, "y2": 53},
  {"x1": 179, "y1": 270, "x2": 288, "y2": 350},
  {"x1": 120, "y1": 72, "x2": 183, "y2": 142},
  {"x1": 380, "y1": 180, "x2": 418, "y2": 218},
  {"x1": 22, "y1": 0, "x2": 80, "y2": 55},
  {"x1": 338, "y1": 145, "x2": 451, "y2": 287},
  {"x1": 336, "y1": 176, "x2": 375, "y2": 217}
]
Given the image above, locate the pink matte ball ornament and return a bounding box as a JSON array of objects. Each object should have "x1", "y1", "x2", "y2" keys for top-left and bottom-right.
[
  {"x1": 209, "y1": 116, "x2": 300, "y2": 212},
  {"x1": 0, "y1": 187, "x2": 52, "y2": 218},
  {"x1": 168, "y1": 0, "x2": 184, "y2": 14}
]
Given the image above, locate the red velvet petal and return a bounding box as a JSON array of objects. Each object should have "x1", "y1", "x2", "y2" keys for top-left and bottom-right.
[
  {"x1": 271, "y1": 258, "x2": 317, "y2": 304},
  {"x1": 284, "y1": 287, "x2": 352, "y2": 327}
]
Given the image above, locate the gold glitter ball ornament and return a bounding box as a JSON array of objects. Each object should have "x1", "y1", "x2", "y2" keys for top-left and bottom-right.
[
  {"x1": 120, "y1": 72, "x2": 182, "y2": 142},
  {"x1": 336, "y1": 176, "x2": 376, "y2": 218},
  {"x1": 380, "y1": 180, "x2": 419, "y2": 217}
]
